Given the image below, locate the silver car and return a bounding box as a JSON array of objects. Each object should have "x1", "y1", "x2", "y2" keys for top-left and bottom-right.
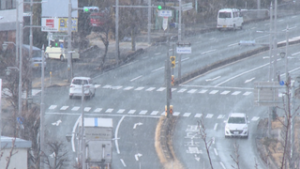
[
  {"x1": 224, "y1": 113, "x2": 249, "y2": 138},
  {"x1": 69, "y1": 77, "x2": 96, "y2": 99}
]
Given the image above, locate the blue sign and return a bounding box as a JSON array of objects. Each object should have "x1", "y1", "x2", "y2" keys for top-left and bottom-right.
[
  {"x1": 60, "y1": 43, "x2": 64, "y2": 48},
  {"x1": 17, "y1": 117, "x2": 24, "y2": 124},
  {"x1": 280, "y1": 80, "x2": 285, "y2": 86}
]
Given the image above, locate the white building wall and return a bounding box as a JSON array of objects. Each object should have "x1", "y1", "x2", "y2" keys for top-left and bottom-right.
[{"x1": 0, "y1": 148, "x2": 28, "y2": 169}]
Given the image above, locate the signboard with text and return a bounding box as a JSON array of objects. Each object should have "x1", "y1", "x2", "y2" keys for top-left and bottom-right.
[
  {"x1": 177, "y1": 47, "x2": 192, "y2": 54},
  {"x1": 41, "y1": 17, "x2": 78, "y2": 32},
  {"x1": 159, "y1": 10, "x2": 172, "y2": 17}
]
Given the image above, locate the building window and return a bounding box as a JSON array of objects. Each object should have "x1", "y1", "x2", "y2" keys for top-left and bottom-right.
[{"x1": 0, "y1": 0, "x2": 16, "y2": 10}]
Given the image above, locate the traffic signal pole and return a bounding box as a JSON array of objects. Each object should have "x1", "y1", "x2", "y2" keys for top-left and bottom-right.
[{"x1": 68, "y1": 0, "x2": 73, "y2": 82}]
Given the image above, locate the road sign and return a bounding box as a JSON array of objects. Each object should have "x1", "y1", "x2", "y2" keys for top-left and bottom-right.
[
  {"x1": 158, "y1": 10, "x2": 172, "y2": 17},
  {"x1": 181, "y1": 2, "x2": 193, "y2": 12},
  {"x1": 162, "y1": 17, "x2": 168, "y2": 31},
  {"x1": 253, "y1": 81, "x2": 283, "y2": 106},
  {"x1": 176, "y1": 47, "x2": 192, "y2": 54}
]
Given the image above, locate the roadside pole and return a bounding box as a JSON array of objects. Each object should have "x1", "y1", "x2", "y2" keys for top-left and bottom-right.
[
  {"x1": 68, "y1": 0, "x2": 72, "y2": 82},
  {"x1": 40, "y1": 45, "x2": 45, "y2": 169},
  {"x1": 115, "y1": 0, "x2": 119, "y2": 61},
  {"x1": 0, "y1": 79, "x2": 2, "y2": 150},
  {"x1": 147, "y1": 0, "x2": 151, "y2": 44},
  {"x1": 81, "y1": 80, "x2": 85, "y2": 169}
]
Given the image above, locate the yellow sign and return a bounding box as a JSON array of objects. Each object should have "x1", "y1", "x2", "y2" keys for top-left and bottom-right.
[{"x1": 58, "y1": 18, "x2": 78, "y2": 32}]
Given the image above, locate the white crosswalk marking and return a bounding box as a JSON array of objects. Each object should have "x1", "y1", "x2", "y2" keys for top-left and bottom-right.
[
  {"x1": 206, "y1": 114, "x2": 213, "y2": 118},
  {"x1": 217, "y1": 115, "x2": 225, "y2": 119},
  {"x1": 106, "y1": 109, "x2": 113, "y2": 113},
  {"x1": 139, "y1": 110, "x2": 147, "y2": 115},
  {"x1": 94, "y1": 84, "x2": 101, "y2": 88},
  {"x1": 124, "y1": 86, "x2": 134, "y2": 90},
  {"x1": 60, "y1": 106, "x2": 69, "y2": 110},
  {"x1": 220, "y1": 91, "x2": 230, "y2": 95},
  {"x1": 112, "y1": 86, "x2": 122, "y2": 89},
  {"x1": 72, "y1": 107, "x2": 80, "y2": 111},
  {"x1": 209, "y1": 90, "x2": 219, "y2": 94},
  {"x1": 173, "y1": 112, "x2": 180, "y2": 116},
  {"x1": 94, "y1": 108, "x2": 102, "y2": 113},
  {"x1": 128, "y1": 110, "x2": 136, "y2": 114},
  {"x1": 243, "y1": 92, "x2": 252, "y2": 96},
  {"x1": 135, "y1": 87, "x2": 144, "y2": 91},
  {"x1": 183, "y1": 112, "x2": 191, "y2": 117},
  {"x1": 178, "y1": 89, "x2": 187, "y2": 93},
  {"x1": 103, "y1": 85, "x2": 112, "y2": 88},
  {"x1": 195, "y1": 113, "x2": 202, "y2": 118},
  {"x1": 156, "y1": 87, "x2": 166, "y2": 91},
  {"x1": 187, "y1": 89, "x2": 197, "y2": 93},
  {"x1": 146, "y1": 87, "x2": 155, "y2": 91},
  {"x1": 49, "y1": 105, "x2": 57, "y2": 110},
  {"x1": 251, "y1": 116, "x2": 260, "y2": 121},
  {"x1": 84, "y1": 107, "x2": 91, "y2": 112},
  {"x1": 117, "y1": 109, "x2": 125, "y2": 113},
  {"x1": 171, "y1": 88, "x2": 177, "y2": 92},
  {"x1": 231, "y1": 91, "x2": 241, "y2": 95},
  {"x1": 198, "y1": 90, "x2": 207, "y2": 93},
  {"x1": 151, "y1": 111, "x2": 159, "y2": 115}
]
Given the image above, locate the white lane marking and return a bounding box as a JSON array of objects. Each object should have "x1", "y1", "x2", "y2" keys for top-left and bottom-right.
[
  {"x1": 201, "y1": 49, "x2": 216, "y2": 55},
  {"x1": 217, "y1": 115, "x2": 225, "y2": 119},
  {"x1": 181, "y1": 57, "x2": 190, "y2": 62},
  {"x1": 292, "y1": 51, "x2": 300, "y2": 56},
  {"x1": 72, "y1": 115, "x2": 81, "y2": 152},
  {"x1": 94, "y1": 108, "x2": 102, "y2": 113},
  {"x1": 152, "y1": 67, "x2": 164, "y2": 72},
  {"x1": 252, "y1": 116, "x2": 260, "y2": 121},
  {"x1": 195, "y1": 113, "x2": 202, "y2": 118},
  {"x1": 72, "y1": 107, "x2": 80, "y2": 111},
  {"x1": 112, "y1": 86, "x2": 122, "y2": 90},
  {"x1": 209, "y1": 90, "x2": 219, "y2": 94},
  {"x1": 206, "y1": 76, "x2": 221, "y2": 81},
  {"x1": 228, "y1": 43, "x2": 238, "y2": 47},
  {"x1": 231, "y1": 91, "x2": 241, "y2": 95},
  {"x1": 206, "y1": 114, "x2": 213, "y2": 118},
  {"x1": 120, "y1": 159, "x2": 126, "y2": 167},
  {"x1": 124, "y1": 86, "x2": 134, "y2": 90},
  {"x1": 115, "y1": 116, "x2": 125, "y2": 154},
  {"x1": 214, "y1": 148, "x2": 219, "y2": 156},
  {"x1": 151, "y1": 111, "x2": 159, "y2": 115},
  {"x1": 173, "y1": 112, "x2": 180, "y2": 116},
  {"x1": 60, "y1": 106, "x2": 69, "y2": 110},
  {"x1": 146, "y1": 87, "x2": 155, "y2": 91},
  {"x1": 187, "y1": 89, "x2": 197, "y2": 93},
  {"x1": 139, "y1": 110, "x2": 147, "y2": 115},
  {"x1": 106, "y1": 109, "x2": 113, "y2": 113},
  {"x1": 214, "y1": 123, "x2": 218, "y2": 131},
  {"x1": 215, "y1": 63, "x2": 269, "y2": 86},
  {"x1": 220, "y1": 162, "x2": 226, "y2": 169},
  {"x1": 178, "y1": 89, "x2": 187, "y2": 93},
  {"x1": 117, "y1": 109, "x2": 125, "y2": 114},
  {"x1": 198, "y1": 90, "x2": 207, "y2": 93},
  {"x1": 220, "y1": 91, "x2": 230, "y2": 95},
  {"x1": 157, "y1": 87, "x2": 166, "y2": 91},
  {"x1": 245, "y1": 77, "x2": 255, "y2": 83},
  {"x1": 171, "y1": 88, "x2": 177, "y2": 91},
  {"x1": 128, "y1": 110, "x2": 136, "y2": 114},
  {"x1": 84, "y1": 107, "x2": 91, "y2": 112},
  {"x1": 94, "y1": 84, "x2": 101, "y2": 88},
  {"x1": 135, "y1": 87, "x2": 144, "y2": 91},
  {"x1": 263, "y1": 56, "x2": 270, "y2": 59},
  {"x1": 243, "y1": 91, "x2": 252, "y2": 95},
  {"x1": 103, "y1": 85, "x2": 112, "y2": 88},
  {"x1": 212, "y1": 137, "x2": 215, "y2": 144},
  {"x1": 130, "y1": 75, "x2": 142, "y2": 82},
  {"x1": 183, "y1": 112, "x2": 191, "y2": 117},
  {"x1": 49, "y1": 105, "x2": 57, "y2": 110}
]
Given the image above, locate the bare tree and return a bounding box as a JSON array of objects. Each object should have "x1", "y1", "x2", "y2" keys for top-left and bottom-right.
[
  {"x1": 0, "y1": 137, "x2": 18, "y2": 169},
  {"x1": 230, "y1": 141, "x2": 240, "y2": 169},
  {"x1": 42, "y1": 140, "x2": 69, "y2": 169},
  {"x1": 197, "y1": 120, "x2": 214, "y2": 169}
]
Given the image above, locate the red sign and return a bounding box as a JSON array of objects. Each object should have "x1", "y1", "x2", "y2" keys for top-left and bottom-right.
[{"x1": 46, "y1": 19, "x2": 54, "y2": 28}]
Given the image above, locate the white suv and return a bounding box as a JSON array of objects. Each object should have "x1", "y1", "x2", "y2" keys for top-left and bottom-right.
[
  {"x1": 224, "y1": 113, "x2": 249, "y2": 138},
  {"x1": 69, "y1": 77, "x2": 96, "y2": 99}
]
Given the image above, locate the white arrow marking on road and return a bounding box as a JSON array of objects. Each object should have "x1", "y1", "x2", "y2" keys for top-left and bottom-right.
[
  {"x1": 135, "y1": 153, "x2": 142, "y2": 161},
  {"x1": 133, "y1": 122, "x2": 143, "y2": 129},
  {"x1": 245, "y1": 77, "x2": 255, "y2": 83},
  {"x1": 206, "y1": 76, "x2": 221, "y2": 81},
  {"x1": 52, "y1": 119, "x2": 62, "y2": 126}
]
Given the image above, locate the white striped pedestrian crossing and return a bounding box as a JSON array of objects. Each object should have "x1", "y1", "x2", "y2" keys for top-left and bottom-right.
[
  {"x1": 72, "y1": 107, "x2": 80, "y2": 111},
  {"x1": 94, "y1": 84, "x2": 101, "y2": 88},
  {"x1": 146, "y1": 87, "x2": 155, "y2": 91},
  {"x1": 173, "y1": 112, "x2": 180, "y2": 116},
  {"x1": 220, "y1": 91, "x2": 230, "y2": 95},
  {"x1": 112, "y1": 86, "x2": 122, "y2": 89},
  {"x1": 156, "y1": 87, "x2": 166, "y2": 91},
  {"x1": 49, "y1": 105, "x2": 57, "y2": 110},
  {"x1": 183, "y1": 112, "x2": 191, "y2": 117},
  {"x1": 106, "y1": 109, "x2": 113, "y2": 113},
  {"x1": 187, "y1": 89, "x2": 197, "y2": 93},
  {"x1": 128, "y1": 110, "x2": 136, "y2": 114},
  {"x1": 94, "y1": 108, "x2": 102, "y2": 113},
  {"x1": 135, "y1": 87, "x2": 144, "y2": 91},
  {"x1": 117, "y1": 109, "x2": 125, "y2": 113},
  {"x1": 243, "y1": 92, "x2": 252, "y2": 96},
  {"x1": 60, "y1": 106, "x2": 69, "y2": 110},
  {"x1": 151, "y1": 111, "x2": 159, "y2": 115},
  {"x1": 124, "y1": 86, "x2": 134, "y2": 90},
  {"x1": 84, "y1": 107, "x2": 91, "y2": 112},
  {"x1": 139, "y1": 110, "x2": 147, "y2": 115},
  {"x1": 209, "y1": 90, "x2": 218, "y2": 94},
  {"x1": 199, "y1": 90, "x2": 208, "y2": 93},
  {"x1": 171, "y1": 88, "x2": 177, "y2": 92},
  {"x1": 206, "y1": 114, "x2": 213, "y2": 118},
  {"x1": 178, "y1": 89, "x2": 187, "y2": 93},
  {"x1": 195, "y1": 113, "x2": 202, "y2": 118},
  {"x1": 251, "y1": 116, "x2": 260, "y2": 121},
  {"x1": 217, "y1": 115, "x2": 225, "y2": 119},
  {"x1": 232, "y1": 91, "x2": 241, "y2": 95}
]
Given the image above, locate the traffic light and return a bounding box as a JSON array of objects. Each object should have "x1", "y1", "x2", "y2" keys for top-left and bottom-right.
[
  {"x1": 171, "y1": 75, "x2": 174, "y2": 86},
  {"x1": 55, "y1": 42, "x2": 58, "y2": 47},
  {"x1": 157, "y1": 5, "x2": 162, "y2": 10},
  {"x1": 83, "y1": 6, "x2": 99, "y2": 13},
  {"x1": 83, "y1": 7, "x2": 89, "y2": 12},
  {"x1": 170, "y1": 56, "x2": 176, "y2": 68}
]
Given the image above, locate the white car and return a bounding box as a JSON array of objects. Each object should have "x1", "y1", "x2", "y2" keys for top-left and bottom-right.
[
  {"x1": 69, "y1": 77, "x2": 96, "y2": 99},
  {"x1": 224, "y1": 113, "x2": 249, "y2": 138}
]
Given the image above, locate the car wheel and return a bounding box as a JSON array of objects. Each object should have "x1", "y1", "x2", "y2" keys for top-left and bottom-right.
[{"x1": 60, "y1": 55, "x2": 64, "y2": 62}]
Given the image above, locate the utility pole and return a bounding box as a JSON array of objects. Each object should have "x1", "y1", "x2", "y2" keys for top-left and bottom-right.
[
  {"x1": 115, "y1": 0, "x2": 119, "y2": 61},
  {"x1": 28, "y1": 0, "x2": 33, "y2": 109},
  {"x1": 267, "y1": 2, "x2": 273, "y2": 137},
  {"x1": 81, "y1": 80, "x2": 85, "y2": 169},
  {"x1": 178, "y1": 0, "x2": 182, "y2": 80},
  {"x1": 147, "y1": 0, "x2": 151, "y2": 44},
  {"x1": 18, "y1": 21, "x2": 23, "y2": 138},
  {"x1": 40, "y1": 45, "x2": 45, "y2": 169},
  {"x1": 68, "y1": 0, "x2": 73, "y2": 82}
]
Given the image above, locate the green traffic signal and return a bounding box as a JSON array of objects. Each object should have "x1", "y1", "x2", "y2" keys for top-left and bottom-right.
[
  {"x1": 157, "y1": 5, "x2": 162, "y2": 10},
  {"x1": 83, "y1": 7, "x2": 89, "y2": 12},
  {"x1": 55, "y1": 43, "x2": 58, "y2": 47}
]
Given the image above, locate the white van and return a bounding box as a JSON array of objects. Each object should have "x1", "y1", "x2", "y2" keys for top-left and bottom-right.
[{"x1": 217, "y1": 8, "x2": 243, "y2": 30}]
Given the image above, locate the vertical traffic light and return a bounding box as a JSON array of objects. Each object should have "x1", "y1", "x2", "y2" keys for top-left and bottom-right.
[
  {"x1": 171, "y1": 75, "x2": 174, "y2": 86},
  {"x1": 170, "y1": 56, "x2": 176, "y2": 68},
  {"x1": 157, "y1": 5, "x2": 162, "y2": 10}
]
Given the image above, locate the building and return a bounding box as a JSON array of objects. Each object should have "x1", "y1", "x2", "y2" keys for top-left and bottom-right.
[{"x1": 0, "y1": 136, "x2": 32, "y2": 169}]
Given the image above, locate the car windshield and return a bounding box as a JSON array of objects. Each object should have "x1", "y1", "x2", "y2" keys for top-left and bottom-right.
[
  {"x1": 219, "y1": 12, "x2": 231, "y2": 18},
  {"x1": 32, "y1": 50, "x2": 42, "y2": 58},
  {"x1": 228, "y1": 117, "x2": 246, "y2": 124},
  {"x1": 72, "y1": 79, "x2": 88, "y2": 85}
]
